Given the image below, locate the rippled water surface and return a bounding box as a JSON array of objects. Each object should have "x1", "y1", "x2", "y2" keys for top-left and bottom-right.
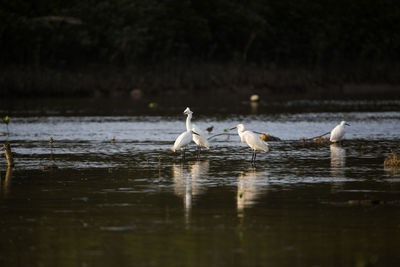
[{"x1": 1, "y1": 98, "x2": 400, "y2": 266}]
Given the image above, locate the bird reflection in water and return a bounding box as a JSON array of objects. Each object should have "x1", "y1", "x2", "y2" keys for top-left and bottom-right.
[
  {"x1": 250, "y1": 94, "x2": 259, "y2": 114},
  {"x1": 330, "y1": 143, "x2": 346, "y2": 193},
  {"x1": 237, "y1": 167, "x2": 268, "y2": 218},
  {"x1": 250, "y1": 101, "x2": 259, "y2": 114},
  {"x1": 172, "y1": 160, "x2": 209, "y2": 224}
]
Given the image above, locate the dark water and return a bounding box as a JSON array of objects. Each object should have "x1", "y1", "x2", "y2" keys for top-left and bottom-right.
[{"x1": 1, "y1": 98, "x2": 400, "y2": 266}]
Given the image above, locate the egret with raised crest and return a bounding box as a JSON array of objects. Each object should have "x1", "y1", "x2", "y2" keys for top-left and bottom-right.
[{"x1": 184, "y1": 107, "x2": 209, "y2": 158}]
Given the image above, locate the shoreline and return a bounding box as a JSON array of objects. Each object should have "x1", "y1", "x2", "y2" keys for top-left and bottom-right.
[{"x1": 1, "y1": 64, "x2": 399, "y2": 99}]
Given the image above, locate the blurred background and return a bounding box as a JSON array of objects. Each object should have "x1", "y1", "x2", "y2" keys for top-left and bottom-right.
[{"x1": 1, "y1": 0, "x2": 399, "y2": 99}]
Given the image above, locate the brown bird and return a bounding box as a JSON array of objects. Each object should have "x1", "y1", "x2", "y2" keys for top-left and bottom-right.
[{"x1": 205, "y1": 126, "x2": 214, "y2": 134}]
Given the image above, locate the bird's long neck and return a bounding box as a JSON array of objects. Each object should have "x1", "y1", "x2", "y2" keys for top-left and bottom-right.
[
  {"x1": 186, "y1": 113, "x2": 193, "y2": 131},
  {"x1": 237, "y1": 128, "x2": 244, "y2": 138}
]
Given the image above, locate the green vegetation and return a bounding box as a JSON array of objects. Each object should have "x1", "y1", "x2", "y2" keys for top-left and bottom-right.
[
  {"x1": 148, "y1": 102, "x2": 158, "y2": 108},
  {"x1": 2, "y1": 116, "x2": 9, "y2": 125},
  {"x1": 1, "y1": 0, "x2": 400, "y2": 96},
  {"x1": 2, "y1": 115, "x2": 9, "y2": 136}
]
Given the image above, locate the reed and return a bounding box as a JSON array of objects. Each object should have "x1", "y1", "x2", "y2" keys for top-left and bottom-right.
[{"x1": 3, "y1": 142, "x2": 15, "y2": 167}]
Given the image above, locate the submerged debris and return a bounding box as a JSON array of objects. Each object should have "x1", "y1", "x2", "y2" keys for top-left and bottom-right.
[
  {"x1": 348, "y1": 199, "x2": 386, "y2": 206},
  {"x1": 42, "y1": 165, "x2": 58, "y2": 171},
  {"x1": 384, "y1": 150, "x2": 400, "y2": 168},
  {"x1": 313, "y1": 136, "x2": 330, "y2": 144},
  {"x1": 325, "y1": 199, "x2": 400, "y2": 207},
  {"x1": 260, "y1": 133, "x2": 281, "y2": 141},
  {"x1": 300, "y1": 135, "x2": 330, "y2": 145}
]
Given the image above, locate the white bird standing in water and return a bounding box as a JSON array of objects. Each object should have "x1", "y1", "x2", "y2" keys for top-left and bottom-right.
[
  {"x1": 330, "y1": 121, "x2": 350, "y2": 143},
  {"x1": 231, "y1": 124, "x2": 269, "y2": 163},
  {"x1": 184, "y1": 107, "x2": 209, "y2": 157},
  {"x1": 171, "y1": 130, "x2": 200, "y2": 160}
]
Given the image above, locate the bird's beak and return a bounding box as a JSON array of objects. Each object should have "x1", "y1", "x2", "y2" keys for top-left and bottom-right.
[
  {"x1": 345, "y1": 123, "x2": 351, "y2": 126},
  {"x1": 229, "y1": 127, "x2": 237, "y2": 130},
  {"x1": 192, "y1": 131, "x2": 200, "y2": 136}
]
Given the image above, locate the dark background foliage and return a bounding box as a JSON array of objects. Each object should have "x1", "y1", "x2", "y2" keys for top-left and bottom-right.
[
  {"x1": 1, "y1": 0, "x2": 400, "y2": 97},
  {"x1": 1, "y1": 0, "x2": 399, "y2": 67}
]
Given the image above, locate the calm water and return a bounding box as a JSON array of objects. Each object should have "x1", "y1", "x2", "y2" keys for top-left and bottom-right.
[{"x1": 1, "y1": 97, "x2": 400, "y2": 266}]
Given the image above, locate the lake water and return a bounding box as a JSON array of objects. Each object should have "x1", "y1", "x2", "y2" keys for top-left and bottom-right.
[{"x1": 1, "y1": 97, "x2": 400, "y2": 266}]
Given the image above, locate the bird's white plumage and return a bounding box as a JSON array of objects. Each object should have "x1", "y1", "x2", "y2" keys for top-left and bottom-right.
[
  {"x1": 184, "y1": 107, "x2": 209, "y2": 149},
  {"x1": 330, "y1": 121, "x2": 348, "y2": 142},
  {"x1": 192, "y1": 125, "x2": 209, "y2": 149},
  {"x1": 171, "y1": 130, "x2": 192, "y2": 152},
  {"x1": 236, "y1": 124, "x2": 269, "y2": 152}
]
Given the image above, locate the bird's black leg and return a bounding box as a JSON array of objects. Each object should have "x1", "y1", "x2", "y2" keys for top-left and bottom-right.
[
  {"x1": 182, "y1": 149, "x2": 186, "y2": 161},
  {"x1": 251, "y1": 150, "x2": 255, "y2": 163},
  {"x1": 197, "y1": 146, "x2": 201, "y2": 159},
  {"x1": 254, "y1": 151, "x2": 257, "y2": 162}
]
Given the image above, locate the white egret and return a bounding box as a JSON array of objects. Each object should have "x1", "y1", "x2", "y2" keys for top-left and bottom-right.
[
  {"x1": 231, "y1": 124, "x2": 269, "y2": 163},
  {"x1": 184, "y1": 107, "x2": 209, "y2": 157},
  {"x1": 171, "y1": 130, "x2": 199, "y2": 160},
  {"x1": 330, "y1": 121, "x2": 350, "y2": 143}
]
